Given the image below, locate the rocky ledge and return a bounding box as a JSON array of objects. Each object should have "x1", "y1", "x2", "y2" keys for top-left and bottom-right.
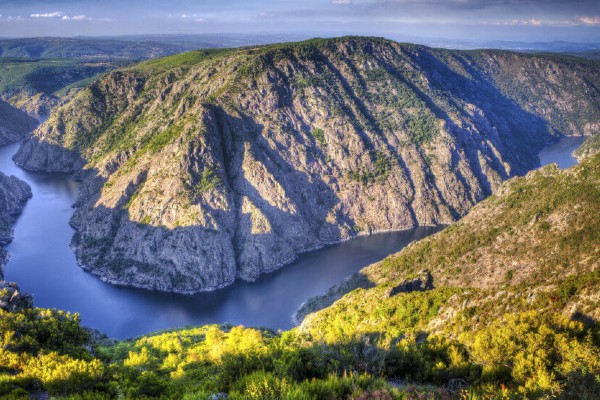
[{"x1": 0, "y1": 281, "x2": 33, "y2": 312}]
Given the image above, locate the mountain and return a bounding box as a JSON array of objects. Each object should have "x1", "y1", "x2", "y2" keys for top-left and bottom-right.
[
  {"x1": 0, "y1": 152, "x2": 597, "y2": 399},
  {"x1": 15, "y1": 36, "x2": 600, "y2": 293},
  {"x1": 0, "y1": 35, "x2": 307, "y2": 127},
  {"x1": 0, "y1": 173, "x2": 31, "y2": 271},
  {"x1": 0, "y1": 57, "x2": 122, "y2": 120},
  {"x1": 0, "y1": 99, "x2": 38, "y2": 145},
  {"x1": 0, "y1": 35, "x2": 308, "y2": 61}
]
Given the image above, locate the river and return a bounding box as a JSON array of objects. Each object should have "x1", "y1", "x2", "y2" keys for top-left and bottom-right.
[{"x1": 0, "y1": 136, "x2": 585, "y2": 338}]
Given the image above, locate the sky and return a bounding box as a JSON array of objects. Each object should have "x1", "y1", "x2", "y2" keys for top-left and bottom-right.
[{"x1": 0, "y1": 0, "x2": 599, "y2": 43}]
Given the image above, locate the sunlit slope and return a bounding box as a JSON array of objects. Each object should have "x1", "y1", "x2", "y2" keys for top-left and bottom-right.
[{"x1": 0, "y1": 154, "x2": 598, "y2": 399}]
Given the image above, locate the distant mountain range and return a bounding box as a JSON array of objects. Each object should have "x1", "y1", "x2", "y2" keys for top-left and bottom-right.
[
  {"x1": 0, "y1": 35, "x2": 310, "y2": 60},
  {"x1": 1, "y1": 35, "x2": 598, "y2": 60}
]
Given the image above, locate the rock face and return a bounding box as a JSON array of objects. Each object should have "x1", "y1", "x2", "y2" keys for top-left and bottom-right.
[
  {"x1": 14, "y1": 37, "x2": 600, "y2": 293},
  {"x1": 0, "y1": 99, "x2": 38, "y2": 145},
  {"x1": 0, "y1": 172, "x2": 31, "y2": 271},
  {"x1": 575, "y1": 135, "x2": 600, "y2": 161},
  {"x1": 389, "y1": 269, "x2": 433, "y2": 296},
  {"x1": 299, "y1": 153, "x2": 600, "y2": 330},
  {"x1": 0, "y1": 282, "x2": 33, "y2": 312}
]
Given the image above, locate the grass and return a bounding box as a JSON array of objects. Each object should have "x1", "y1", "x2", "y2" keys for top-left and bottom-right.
[
  {"x1": 310, "y1": 128, "x2": 326, "y2": 146},
  {"x1": 0, "y1": 58, "x2": 118, "y2": 98}
]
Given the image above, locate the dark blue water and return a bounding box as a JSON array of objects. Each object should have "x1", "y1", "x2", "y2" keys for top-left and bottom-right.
[
  {"x1": 538, "y1": 136, "x2": 586, "y2": 169},
  {"x1": 0, "y1": 136, "x2": 584, "y2": 338}
]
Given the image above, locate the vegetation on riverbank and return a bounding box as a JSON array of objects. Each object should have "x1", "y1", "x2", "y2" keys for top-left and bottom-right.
[{"x1": 0, "y1": 153, "x2": 598, "y2": 399}]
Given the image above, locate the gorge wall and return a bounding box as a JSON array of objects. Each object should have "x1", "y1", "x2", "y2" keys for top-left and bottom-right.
[
  {"x1": 14, "y1": 37, "x2": 600, "y2": 293},
  {"x1": 0, "y1": 100, "x2": 38, "y2": 145},
  {"x1": 0, "y1": 173, "x2": 31, "y2": 272}
]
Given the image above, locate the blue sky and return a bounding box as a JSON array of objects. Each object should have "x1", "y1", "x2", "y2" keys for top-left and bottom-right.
[{"x1": 1, "y1": 0, "x2": 599, "y2": 42}]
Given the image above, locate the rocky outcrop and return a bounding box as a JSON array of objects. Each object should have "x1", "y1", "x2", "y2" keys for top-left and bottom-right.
[
  {"x1": 388, "y1": 269, "x2": 434, "y2": 296},
  {"x1": 295, "y1": 269, "x2": 434, "y2": 324},
  {"x1": 15, "y1": 138, "x2": 85, "y2": 173},
  {"x1": 14, "y1": 37, "x2": 600, "y2": 293},
  {"x1": 0, "y1": 99, "x2": 38, "y2": 145},
  {"x1": 575, "y1": 135, "x2": 600, "y2": 161},
  {"x1": 0, "y1": 172, "x2": 31, "y2": 271},
  {"x1": 0, "y1": 282, "x2": 33, "y2": 312}
]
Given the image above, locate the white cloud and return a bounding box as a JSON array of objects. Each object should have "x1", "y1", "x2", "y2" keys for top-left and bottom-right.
[
  {"x1": 257, "y1": 11, "x2": 275, "y2": 19},
  {"x1": 483, "y1": 16, "x2": 600, "y2": 27},
  {"x1": 512, "y1": 18, "x2": 542, "y2": 26},
  {"x1": 28, "y1": 11, "x2": 111, "y2": 22},
  {"x1": 483, "y1": 18, "x2": 543, "y2": 26},
  {"x1": 30, "y1": 11, "x2": 64, "y2": 18},
  {"x1": 332, "y1": 0, "x2": 352, "y2": 4},
  {"x1": 62, "y1": 15, "x2": 87, "y2": 21},
  {"x1": 577, "y1": 16, "x2": 600, "y2": 26},
  {"x1": 179, "y1": 13, "x2": 207, "y2": 22},
  {"x1": 0, "y1": 15, "x2": 25, "y2": 22}
]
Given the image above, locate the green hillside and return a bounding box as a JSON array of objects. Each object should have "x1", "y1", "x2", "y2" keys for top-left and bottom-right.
[
  {"x1": 1, "y1": 150, "x2": 597, "y2": 399},
  {"x1": 0, "y1": 58, "x2": 121, "y2": 117}
]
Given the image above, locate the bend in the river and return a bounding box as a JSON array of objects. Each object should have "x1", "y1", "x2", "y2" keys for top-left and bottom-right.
[{"x1": 0, "y1": 135, "x2": 586, "y2": 339}]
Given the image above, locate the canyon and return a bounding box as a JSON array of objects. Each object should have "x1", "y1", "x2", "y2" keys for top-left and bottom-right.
[{"x1": 13, "y1": 37, "x2": 600, "y2": 293}]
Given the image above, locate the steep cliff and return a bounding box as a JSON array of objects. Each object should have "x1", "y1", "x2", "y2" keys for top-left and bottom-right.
[
  {"x1": 0, "y1": 99, "x2": 38, "y2": 145},
  {"x1": 0, "y1": 173, "x2": 31, "y2": 271},
  {"x1": 14, "y1": 37, "x2": 600, "y2": 293}
]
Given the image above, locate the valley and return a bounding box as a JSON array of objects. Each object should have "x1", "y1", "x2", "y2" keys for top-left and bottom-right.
[
  {"x1": 14, "y1": 37, "x2": 600, "y2": 293},
  {"x1": 0, "y1": 34, "x2": 597, "y2": 399},
  {"x1": 0, "y1": 139, "x2": 596, "y2": 399},
  {"x1": 0, "y1": 135, "x2": 583, "y2": 338}
]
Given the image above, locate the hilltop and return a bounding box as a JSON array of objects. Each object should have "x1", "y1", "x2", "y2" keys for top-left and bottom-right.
[{"x1": 15, "y1": 36, "x2": 600, "y2": 293}]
